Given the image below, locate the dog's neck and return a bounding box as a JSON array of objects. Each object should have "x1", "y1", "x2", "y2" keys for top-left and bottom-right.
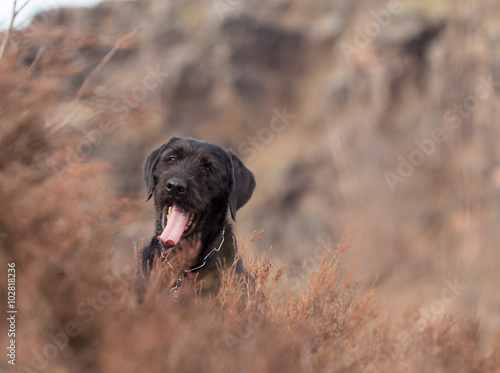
[
  {"x1": 156, "y1": 219, "x2": 233, "y2": 273},
  {"x1": 190, "y1": 225, "x2": 225, "y2": 271}
]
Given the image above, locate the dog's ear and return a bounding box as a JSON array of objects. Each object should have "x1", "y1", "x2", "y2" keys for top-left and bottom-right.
[
  {"x1": 144, "y1": 137, "x2": 179, "y2": 202},
  {"x1": 228, "y1": 150, "x2": 256, "y2": 221}
]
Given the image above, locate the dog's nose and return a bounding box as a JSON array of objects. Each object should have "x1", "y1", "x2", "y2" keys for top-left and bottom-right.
[{"x1": 165, "y1": 177, "x2": 187, "y2": 196}]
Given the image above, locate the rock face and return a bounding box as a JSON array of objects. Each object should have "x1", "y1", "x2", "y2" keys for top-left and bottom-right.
[{"x1": 21, "y1": 0, "x2": 500, "y2": 287}]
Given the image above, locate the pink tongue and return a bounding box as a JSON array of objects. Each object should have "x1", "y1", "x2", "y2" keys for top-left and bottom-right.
[{"x1": 157, "y1": 205, "x2": 190, "y2": 246}]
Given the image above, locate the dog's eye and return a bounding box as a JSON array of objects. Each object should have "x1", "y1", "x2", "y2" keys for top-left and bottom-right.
[
  {"x1": 205, "y1": 166, "x2": 213, "y2": 173},
  {"x1": 168, "y1": 156, "x2": 176, "y2": 164}
]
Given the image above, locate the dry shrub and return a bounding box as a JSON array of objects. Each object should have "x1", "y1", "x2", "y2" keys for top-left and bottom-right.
[
  {"x1": 0, "y1": 28, "x2": 126, "y2": 371},
  {"x1": 279, "y1": 233, "x2": 376, "y2": 345}
]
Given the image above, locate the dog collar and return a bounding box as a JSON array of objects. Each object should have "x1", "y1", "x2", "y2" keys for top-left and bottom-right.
[
  {"x1": 161, "y1": 226, "x2": 225, "y2": 273},
  {"x1": 185, "y1": 226, "x2": 225, "y2": 273},
  {"x1": 163, "y1": 227, "x2": 226, "y2": 295}
]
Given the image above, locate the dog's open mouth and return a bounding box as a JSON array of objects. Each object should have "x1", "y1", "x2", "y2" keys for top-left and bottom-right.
[{"x1": 157, "y1": 204, "x2": 198, "y2": 246}]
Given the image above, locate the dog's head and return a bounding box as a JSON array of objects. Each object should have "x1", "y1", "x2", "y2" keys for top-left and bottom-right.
[{"x1": 144, "y1": 137, "x2": 255, "y2": 249}]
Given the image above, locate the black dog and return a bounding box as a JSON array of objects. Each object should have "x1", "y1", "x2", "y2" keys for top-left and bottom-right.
[{"x1": 139, "y1": 137, "x2": 255, "y2": 294}]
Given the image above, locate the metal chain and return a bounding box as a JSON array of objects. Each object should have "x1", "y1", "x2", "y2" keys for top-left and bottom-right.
[
  {"x1": 185, "y1": 226, "x2": 225, "y2": 273},
  {"x1": 170, "y1": 275, "x2": 183, "y2": 294},
  {"x1": 160, "y1": 227, "x2": 226, "y2": 293}
]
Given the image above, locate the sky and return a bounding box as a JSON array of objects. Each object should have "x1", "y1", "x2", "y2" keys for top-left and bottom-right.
[{"x1": 0, "y1": 0, "x2": 108, "y2": 30}]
